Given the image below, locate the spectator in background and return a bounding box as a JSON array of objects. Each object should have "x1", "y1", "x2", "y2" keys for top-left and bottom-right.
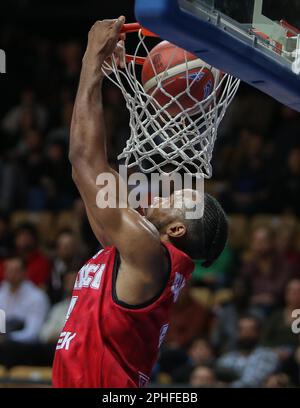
[
  {"x1": 211, "y1": 278, "x2": 263, "y2": 352},
  {"x1": 216, "y1": 315, "x2": 278, "y2": 387},
  {"x1": 188, "y1": 338, "x2": 215, "y2": 367},
  {"x1": 291, "y1": 346, "x2": 300, "y2": 386},
  {"x1": 190, "y1": 365, "x2": 218, "y2": 388},
  {"x1": 57, "y1": 41, "x2": 82, "y2": 88},
  {"x1": 17, "y1": 129, "x2": 47, "y2": 211},
  {"x1": 0, "y1": 212, "x2": 12, "y2": 259},
  {"x1": 14, "y1": 128, "x2": 43, "y2": 158},
  {"x1": 271, "y1": 148, "x2": 300, "y2": 216},
  {"x1": 155, "y1": 347, "x2": 189, "y2": 381},
  {"x1": 40, "y1": 270, "x2": 76, "y2": 344},
  {"x1": 164, "y1": 286, "x2": 212, "y2": 349},
  {"x1": 225, "y1": 130, "x2": 270, "y2": 214},
  {"x1": 273, "y1": 106, "x2": 300, "y2": 167},
  {"x1": 0, "y1": 212, "x2": 13, "y2": 281},
  {"x1": 0, "y1": 152, "x2": 27, "y2": 212},
  {"x1": 14, "y1": 223, "x2": 50, "y2": 287},
  {"x1": 46, "y1": 100, "x2": 73, "y2": 145},
  {"x1": 1, "y1": 89, "x2": 47, "y2": 146},
  {"x1": 262, "y1": 279, "x2": 300, "y2": 350},
  {"x1": 276, "y1": 224, "x2": 300, "y2": 273},
  {"x1": 43, "y1": 140, "x2": 75, "y2": 210},
  {"x1": 241, "y1": 226, "x2": 294, "y2": 313},
  {"x1": 0, "y1": 256, "x2": 49, "y2": 344},
  {"x1": 48, "y1": 230, "x2": 85, "y2": 303},
  {"x1": 172, "y1": 338, "x2": 216, "y2": 383},
  {"x1": 261, "y1": 279, "x2": 300, "y2": 361},
  {"x1": 264, "y1": 373, "x2": 292, "y2": 388}
]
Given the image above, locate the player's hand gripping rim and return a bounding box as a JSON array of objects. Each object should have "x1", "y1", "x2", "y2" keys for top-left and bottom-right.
[{"x1": 84, "y1": 16, "x2": 126, "y2": 76}]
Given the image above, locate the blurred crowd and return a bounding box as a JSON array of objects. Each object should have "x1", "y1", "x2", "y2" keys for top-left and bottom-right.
[
  {"x1": 1, "y1": 10, "x2": 300, "y2": 388},
  {"x1": 156, "y1": 223, "x2": 300, "y2": 387},
  {"x1": 0, "y1": 211, "x2": 300, "y2": 388}
]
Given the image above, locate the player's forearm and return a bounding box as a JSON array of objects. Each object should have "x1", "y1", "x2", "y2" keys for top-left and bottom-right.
[
  {"x1": 70, "y1": 18, "x2": 125, "y2": 168},
  {"x1": 69, "y1": 55, "x2": 107, "y2": 169}
]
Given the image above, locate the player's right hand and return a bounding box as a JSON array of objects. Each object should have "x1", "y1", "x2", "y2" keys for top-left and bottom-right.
[
  {"x1": 85, "y1": 17, "x2": 126, "y2": 63},
  {"x1": 101, "y1": 39, "x2": 126, "y2": 77}
]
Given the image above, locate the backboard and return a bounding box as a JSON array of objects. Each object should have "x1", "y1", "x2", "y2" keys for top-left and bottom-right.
[{"x1": 135, "y1": 0, "x2": 300, "y2": 111}]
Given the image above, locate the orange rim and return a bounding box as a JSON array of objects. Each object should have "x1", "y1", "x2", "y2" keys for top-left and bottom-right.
[
  {"x1": 120, "y1": 23, "x2": 158, "y2": 66},
  {"x1": 121, "y1": 22, "x2": 158, "y2": 38},
  {"x1": 125, "y1": 55, "x2": 146, "y2": 65}
]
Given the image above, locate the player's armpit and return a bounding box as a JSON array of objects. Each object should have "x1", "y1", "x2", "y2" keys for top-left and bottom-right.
[{"x1": 72, "y1": 161, "x2": 165, "y2": 270}]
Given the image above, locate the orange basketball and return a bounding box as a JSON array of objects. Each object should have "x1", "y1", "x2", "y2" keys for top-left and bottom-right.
[{"x1": 142, "y1": 41, "x2": 219, "y2": 117}]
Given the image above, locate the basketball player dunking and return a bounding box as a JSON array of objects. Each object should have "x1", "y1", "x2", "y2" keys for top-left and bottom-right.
[{"x1": 52, "y1": 17, "x2": 228, "y2": 388}]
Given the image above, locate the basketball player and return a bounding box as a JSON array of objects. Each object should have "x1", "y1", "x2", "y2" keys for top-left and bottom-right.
[{"x1": 52, "y1": 17, "x2": 228, "y2": 388}]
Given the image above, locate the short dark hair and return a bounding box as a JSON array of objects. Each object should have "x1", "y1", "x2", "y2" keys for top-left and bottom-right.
[{"x1": 181, "y1": 194, "x2": 228, "y2": 267}]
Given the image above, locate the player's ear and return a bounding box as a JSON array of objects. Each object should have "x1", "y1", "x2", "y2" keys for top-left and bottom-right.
[{"x1": 166, "y1": 221, "x2": 187, "y2": 238}]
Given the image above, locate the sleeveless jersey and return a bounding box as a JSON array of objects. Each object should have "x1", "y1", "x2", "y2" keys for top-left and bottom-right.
[{"x1": 52, "y1": 242, "x2": 194, "y2": 388}]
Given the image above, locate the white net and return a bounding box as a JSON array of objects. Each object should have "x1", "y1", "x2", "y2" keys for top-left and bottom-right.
[{"x1": 102, "y1": 29, "x2": 240, "y2": 177}]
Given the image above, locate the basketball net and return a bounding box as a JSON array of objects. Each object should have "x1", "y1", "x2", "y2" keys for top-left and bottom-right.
[{"x1": 102, "y1": 23, "x2": 240, "y2": 177}]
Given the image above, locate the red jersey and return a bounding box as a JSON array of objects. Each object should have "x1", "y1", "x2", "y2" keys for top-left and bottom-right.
[{"x1": 52, "y1": 243, "x2": 194, "y2": 388}]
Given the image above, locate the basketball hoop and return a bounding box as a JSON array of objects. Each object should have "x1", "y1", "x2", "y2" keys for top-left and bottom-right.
[{"x1": 102, "y1": 23, "x2": 240, "y2": 177}]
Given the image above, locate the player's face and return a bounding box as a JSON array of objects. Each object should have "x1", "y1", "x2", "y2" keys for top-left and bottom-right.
[
  {"x1": 144, "y1": 195, "x2": 178, "y2": 231},
  {"x1": 144, "y1": 189, "x2": 199, "y2": 231}
]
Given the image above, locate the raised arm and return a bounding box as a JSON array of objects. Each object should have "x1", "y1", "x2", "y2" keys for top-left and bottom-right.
[{"x1": 69, "y1": 18, "x2": 169, "y2": 305}]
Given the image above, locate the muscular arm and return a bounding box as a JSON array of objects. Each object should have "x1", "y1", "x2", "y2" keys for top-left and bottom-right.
[{"x1": 69, "y1": 18, "x2": 169, "y2": 305}]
